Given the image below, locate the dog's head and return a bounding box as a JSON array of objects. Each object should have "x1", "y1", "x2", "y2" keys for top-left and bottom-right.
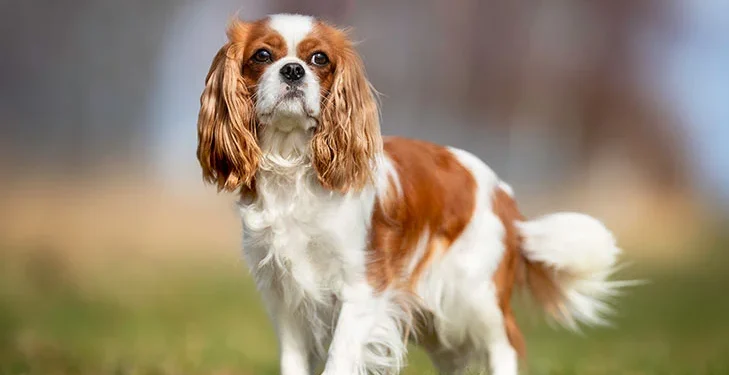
[{"x1": 197, "y1": 14, "x2": 381, "y2": 193}]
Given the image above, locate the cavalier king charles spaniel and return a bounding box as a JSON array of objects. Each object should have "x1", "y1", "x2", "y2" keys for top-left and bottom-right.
[{"x1": 197, "y1": 14, "x2": 627, "y2": 375}]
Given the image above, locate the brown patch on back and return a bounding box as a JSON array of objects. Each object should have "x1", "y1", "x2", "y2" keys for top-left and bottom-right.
[
  {"x1": 367, "y1": 137, "x2": 477, "y2": 292},
  {"x1": 491, "y1": 187, "x2": 527, "y2": 357}
]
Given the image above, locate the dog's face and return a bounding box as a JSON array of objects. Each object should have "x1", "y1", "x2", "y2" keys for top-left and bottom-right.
[
  {"x1": 251, "y1": 16, "x2": 328, "y2": 130},
  {"x1": 197, "y1": 14, "x2": 382, "y2": 193}
]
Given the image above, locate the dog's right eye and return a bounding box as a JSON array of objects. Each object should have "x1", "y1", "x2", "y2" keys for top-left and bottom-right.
[{"x1": 252, "y1": 49, "x2": 272, "y2": 63}]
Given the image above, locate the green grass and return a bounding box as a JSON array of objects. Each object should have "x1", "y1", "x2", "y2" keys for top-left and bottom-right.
[{"x1": 1, "y1": 244, "x2": 728, "y2": 375}]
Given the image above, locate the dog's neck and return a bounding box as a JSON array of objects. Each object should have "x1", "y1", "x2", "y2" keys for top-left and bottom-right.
[
  {"x1": 254, "y1": 116, "x2": 319, "y2": 198},
  {"x1": 259, "y1": 114, "x2": 315, "y2": 162}
]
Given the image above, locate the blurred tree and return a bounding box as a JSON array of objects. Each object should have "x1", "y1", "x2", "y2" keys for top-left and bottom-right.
[
  {"x1": 419, "y1": 0, "x2": 684, "y2": 189},
  {"x1": 0, "y1": 0, "x2": 688, "y2": 194},
  {"x1": 0, "y1": 0, "x2": 178, "y2": 175}
]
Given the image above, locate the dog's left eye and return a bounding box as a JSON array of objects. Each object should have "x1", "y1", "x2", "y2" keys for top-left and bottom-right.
[
  {"x1": 252, "y1": 49, "x2": 272, "y2": 63},
  {"x1": 310, "y1": 52, "x2": 329, "y2": 66}
]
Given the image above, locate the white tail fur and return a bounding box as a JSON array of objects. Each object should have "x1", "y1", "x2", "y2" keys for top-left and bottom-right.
[{"x1": 516, "y1": 212, "x2": 631, "y2": 330}]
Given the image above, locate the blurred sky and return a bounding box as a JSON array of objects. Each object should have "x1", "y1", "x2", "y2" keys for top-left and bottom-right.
[
  {"x1": 663, "y1": 0, "x2": 729, "y2": 204},
  {"x1": 149, "y1": 0, "x2": 729, "y2": 205}
]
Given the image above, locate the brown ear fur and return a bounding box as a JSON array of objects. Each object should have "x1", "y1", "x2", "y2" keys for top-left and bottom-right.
[
  {"x1": 311, "y1": 35, "x2": 382, "y2": 192},
  {"x1": 197, "y1": 22, "x2": 260, "y2": 192}
]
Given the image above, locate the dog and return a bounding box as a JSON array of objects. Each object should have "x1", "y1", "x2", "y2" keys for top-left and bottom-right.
[{"x1": 196, "y1": 13, "x2": 627, "y2": 375}]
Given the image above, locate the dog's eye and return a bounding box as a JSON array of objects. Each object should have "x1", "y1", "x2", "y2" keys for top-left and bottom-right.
[
  {"x1": 310, "y1": 52, "x2": 329, "y2": 66},
  {"x1": 252, "y1": 49, "x2": 272, "y2": 63}
]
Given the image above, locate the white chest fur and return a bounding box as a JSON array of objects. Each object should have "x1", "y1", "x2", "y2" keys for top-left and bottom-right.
[
  {"x1": 238, "y1": 129, "x2": 376, "y2": 309},
  {"x1": 239, "y1": 165, "x2": 376, "y2": 359}
]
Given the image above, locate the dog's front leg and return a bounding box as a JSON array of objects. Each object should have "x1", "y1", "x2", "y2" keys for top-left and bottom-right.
[
  {"x1": 278, "y1": 311, "x2": 312, "y2": 375},
  {"x1": 321, "y1": 283, "x2": 379, "y2": 375},
  {"x1": 260, "y1": 290, "x2": 312, "y2": 375}
]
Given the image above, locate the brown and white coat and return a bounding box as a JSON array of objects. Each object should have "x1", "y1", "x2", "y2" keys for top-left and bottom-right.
[{"x1": 197, "y1": 14, "x2": 624, "y2": 375}]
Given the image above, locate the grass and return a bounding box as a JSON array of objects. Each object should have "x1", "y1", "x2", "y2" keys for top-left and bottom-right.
[{"x1": 1, "y1": 240, "x2": 728, "y2": 375}]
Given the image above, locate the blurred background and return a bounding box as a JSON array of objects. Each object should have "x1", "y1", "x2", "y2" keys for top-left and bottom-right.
[{"x1": 1, "y1": 0, "x2": 728, "y2": 374}]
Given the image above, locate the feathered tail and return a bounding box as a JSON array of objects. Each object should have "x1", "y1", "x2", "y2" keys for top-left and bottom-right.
[{"x1": 516, "y1": 212, "x2": 635, "y2": 330}]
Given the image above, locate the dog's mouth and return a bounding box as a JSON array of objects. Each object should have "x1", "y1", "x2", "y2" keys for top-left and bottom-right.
[
  {"x1": 258, "y1": 89, "x2": 318, "y2": 127},
  {"x1": 282, "y1": 89, "x2": 305, "y2": 100},
  {"x1": 272, "y1": 90, "x2": 305, "y2": 111}
]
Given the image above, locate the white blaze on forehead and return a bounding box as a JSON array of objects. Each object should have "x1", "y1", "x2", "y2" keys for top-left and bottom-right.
[{"x1": 268, "y1": 14, "x2": 314, "y2": 57}]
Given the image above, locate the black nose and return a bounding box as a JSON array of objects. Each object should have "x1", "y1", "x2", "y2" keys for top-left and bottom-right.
[{"x1": 280, "y1": 62, "x2": 305, "y2": 82}]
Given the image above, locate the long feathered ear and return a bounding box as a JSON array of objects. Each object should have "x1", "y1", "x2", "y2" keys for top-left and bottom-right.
[
  {"x1": 312, "y1": 41, "x2": 383, "y2": 193},
  {"x1": 197, "y1": 22, "x2": 259, "y2": 192}
]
